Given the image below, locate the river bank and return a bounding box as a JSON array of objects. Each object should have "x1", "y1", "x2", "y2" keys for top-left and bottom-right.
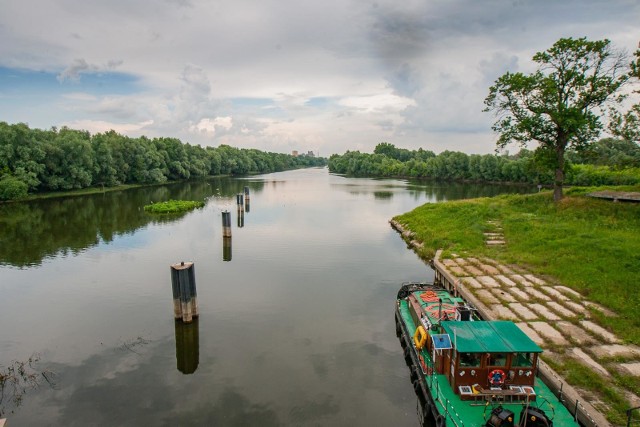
[{"x1": 390, "y1": 186, "x2": 640, "y2": 425}]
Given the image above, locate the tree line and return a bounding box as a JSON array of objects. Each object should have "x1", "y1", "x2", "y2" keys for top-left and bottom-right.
[
  {"x1": 328, "y1": 141, "x2": 640, "y2": 186},
  {"x1": 0, "y1": 122, "x2": 326, "y2": 200}
]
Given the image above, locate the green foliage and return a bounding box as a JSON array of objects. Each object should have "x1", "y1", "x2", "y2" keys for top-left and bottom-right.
[
  {"x1": 484, "y1": 37, "x2": 635, "y2": 200},
  {"x1": 0, "y1": 175, "x2": 28, "y2": 200},
  {"x1": 329, "y1": 143, "x2": 640, "y2": 186},
  {"x1": 0, "y1": 122, "x2": 327, "y2": 197},
  {"x1": 143, "y1": 199, "x2": 205, "y2": 214}
]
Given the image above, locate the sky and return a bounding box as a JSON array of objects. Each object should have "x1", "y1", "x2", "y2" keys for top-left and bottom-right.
[{"x1": 0, "y1": 0, "x2": 638, "y2": 156}]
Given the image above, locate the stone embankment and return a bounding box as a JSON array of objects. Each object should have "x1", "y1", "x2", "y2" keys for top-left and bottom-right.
[{"x1": 390, "y1": 219, "x2": 640, "y2": 426}]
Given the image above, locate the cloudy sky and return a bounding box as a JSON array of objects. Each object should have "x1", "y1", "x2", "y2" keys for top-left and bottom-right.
[{"x1": 1, "y1": 0, "x2": 638, "y2": 156}]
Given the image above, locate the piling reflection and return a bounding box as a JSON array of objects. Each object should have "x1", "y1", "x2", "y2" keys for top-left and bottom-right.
[
  {"x1": 237, "y1": 208, "x2": 244, "y2": 228},
  {"x1": 223, "y1": 237, "x2": 232, "y2": 262},
  {"x1": 175, "y1": 318, "x2": 199, "y2": 375}
]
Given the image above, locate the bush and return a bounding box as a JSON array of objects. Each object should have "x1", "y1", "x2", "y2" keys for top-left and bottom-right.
[{"x1": 0, "y1": 176, "x2": 28, "y2": 200}]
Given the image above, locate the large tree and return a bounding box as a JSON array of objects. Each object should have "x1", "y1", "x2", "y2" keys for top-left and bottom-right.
[{"x1": 484, "y1": 37, "x2": 633, "y2": 201}]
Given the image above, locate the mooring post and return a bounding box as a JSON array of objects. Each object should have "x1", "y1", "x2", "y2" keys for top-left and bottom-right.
[
  {"x1": 222, "y1": 210, "x2": 232, "y2": 237},
  {"x1": 244, "y1": 186, "x2": 250, "y2": 200},
  {"x1": 236, "y1": 193, "x2": 244, "y2": 208},
  {"x1": 170, "y1": 261, "x2": 198, "y2": 323}
]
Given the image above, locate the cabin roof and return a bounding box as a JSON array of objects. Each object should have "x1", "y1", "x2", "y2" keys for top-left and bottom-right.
[{"x1": 441, "y1": 321, "x2": 542, "y2": 353}]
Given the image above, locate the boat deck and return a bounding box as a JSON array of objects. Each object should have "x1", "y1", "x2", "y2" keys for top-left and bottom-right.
[{"x1": 398, "y1": 299, "x2": 579, "y2": 427}]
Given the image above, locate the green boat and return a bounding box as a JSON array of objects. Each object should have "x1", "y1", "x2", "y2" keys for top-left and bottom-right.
[{"x1": 395, "y1": 282, "x2": 580, "y2": 427}]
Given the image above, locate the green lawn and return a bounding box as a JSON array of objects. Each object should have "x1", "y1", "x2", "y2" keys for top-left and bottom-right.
[{"x1": 393, "y1": 185, "x2": 640, "y2": 345}]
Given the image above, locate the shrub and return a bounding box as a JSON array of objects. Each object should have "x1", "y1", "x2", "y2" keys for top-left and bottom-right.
[{"x1": 0, "y1": 176, "x2": 28, "y2": 200}]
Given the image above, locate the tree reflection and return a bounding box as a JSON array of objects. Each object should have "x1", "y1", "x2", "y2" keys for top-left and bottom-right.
[{"x1": 0, "y1": 178, "x2": 264, "y2": 267}]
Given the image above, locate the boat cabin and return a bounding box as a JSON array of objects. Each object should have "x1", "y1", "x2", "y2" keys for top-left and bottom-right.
[{"x1": 430, "y1": 321, "x2": 542, "y2": 401}]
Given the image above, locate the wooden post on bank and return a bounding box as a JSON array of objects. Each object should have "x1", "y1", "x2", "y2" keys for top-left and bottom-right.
[{"x1": 170, "y1": 261, "x2": 198, "y2": 323}]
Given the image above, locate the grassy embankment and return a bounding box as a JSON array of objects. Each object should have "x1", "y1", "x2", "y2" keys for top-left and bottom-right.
[
  {"x1": 143, "y1": 200, "x2": 205, "y2": 214},
  {"x1": 394, "y1": 185, "x2": 640, "y2": 423}
]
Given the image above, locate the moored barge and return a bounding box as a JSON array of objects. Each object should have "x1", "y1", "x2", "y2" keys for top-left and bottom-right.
[{"x1": 395, "y1": 282, "x2": 580, "y2": 427}]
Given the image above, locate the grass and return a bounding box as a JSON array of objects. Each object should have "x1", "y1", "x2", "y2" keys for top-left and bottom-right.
[
  {"x1": 394, "y1": 184, "x2": 640, "y2": 424},
  {"x1": 143, "y1": 200, "x2": 205, "y2": 214},
  {"x1": 394, "y1": 185, "x2": 640, "y2": 344}
]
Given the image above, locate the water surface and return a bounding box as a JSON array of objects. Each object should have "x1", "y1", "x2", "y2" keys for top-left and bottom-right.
[{"x1": 0, "y1": 168, "x2": 534, "y2": 426}]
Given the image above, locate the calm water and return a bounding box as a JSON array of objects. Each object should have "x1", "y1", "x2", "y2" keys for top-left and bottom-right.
[{"x1": 0, "y1": 168, "x2": 534, "y2": 426}]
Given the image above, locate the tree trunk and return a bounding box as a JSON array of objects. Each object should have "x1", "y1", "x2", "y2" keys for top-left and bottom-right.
[{"x1": 554, "y1": 144, "x2": 565, "y2": 202}]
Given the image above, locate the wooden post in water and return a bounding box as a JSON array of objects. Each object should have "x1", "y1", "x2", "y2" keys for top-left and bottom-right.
[
  {"x1": 175, "y1": 318, "x2": 199, "y2": 374},
  {"x1": 244, "y1": 186, "x2": 250, "y2": 200},
  {"x1": 222, "y1": 210, "x2": 232, "y2": 237},
  {"x1": 236, "y1": 193, "x2": 244, "y2": 208},
  {"x1": 170, "y1": 261, "x2": 198, "y2": 323}
]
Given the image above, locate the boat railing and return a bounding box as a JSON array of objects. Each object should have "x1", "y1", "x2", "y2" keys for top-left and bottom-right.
[
  {"x1": 433, "y1": 379, "x2": 466, "y2": 427},
  {"x1": 537, "y1": 360, "x2": 601, "y2": 427}
]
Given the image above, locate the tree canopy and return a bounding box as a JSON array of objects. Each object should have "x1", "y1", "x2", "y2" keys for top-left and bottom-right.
[
  {"x1": 484, "y1": 37, "x2": 637, "y2": 201},
  {"x1": 0, "y1": 122, "x2": 326, "y2": 200}
]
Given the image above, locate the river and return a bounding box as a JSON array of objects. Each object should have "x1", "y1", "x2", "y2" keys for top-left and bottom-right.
[{"x1": 0, "y1": 167, "x2": 535, "y2": 426}]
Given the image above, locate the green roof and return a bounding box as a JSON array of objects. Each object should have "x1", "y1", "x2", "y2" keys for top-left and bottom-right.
[{"x1": 441, "y1": 321, "x2": 542, "y2": 353}]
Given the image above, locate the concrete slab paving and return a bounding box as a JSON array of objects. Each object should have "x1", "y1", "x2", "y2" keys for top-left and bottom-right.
[
  {"x1": 495, "y1": 275, "x2": 517, "y2": 287},
  {"x1": 461, "y1": 277, "x2": 483, "y2": 289},
  {"x1": 490, "y1": 288, "x2": 517, "y2": 303},
  {"x1": 490, "y1": 304, "x2": 519, "y2": 320},
  {"x1": 486, "y1": 240, "x2": 506, "y2": 245},
  {"x1": 524, "y1": 274, "x2": 546, "y2": 286},
  {"x1": 584, "y1": 301, "x2": 618, "y2": 317},
  {"x1": 509, "y1": 303, "x2": 539, "y2": 320},
  {"x1": 529, "y1": 322, "x2": 569, "y2": 346},
  {"x1": 507, "y1": 287, "x2": 530, "y2": 301},
  {"x1": 523, "y1": 287, "x2": 552, "y2": 301},
  {"x1": 516, "y1": 322, "x2": 545, "y2": 346},
  {"x1": 547, "y1": 301, "x2": 577, "y2": 318},
  {"x1": 453, "y1": 258, "x2": 468, "y2": 265},
  {"x1": 466, "y1": 257, "x2": 480, "y2": 264},
  {"x1": 570, "y1": 348, "x2": 610, "y2": 376},
  {"x1": 579, "y1": 320, "x2": 621, "y2": 344},
  {"x1": 529, "y1": 303, "x2": 561, "y2": 320},
  {"x1": 495, "y1": 264, "x2": 516, "y2": 275},
  {"x1": 620, "y1": 363, "x2": 640, "y2": 376},
  {"x1": 479, "y1": 264, "x2": 501, "y2": 275},
  {"x1": 449, "y1": 266, "x2": 467, "y2": 276},
  {"x1": 476, "y1": 276, "x2": 501, "y2": 288},
  {"x1": 554, "y1": 286, "x2": 583, "y2": 299},
  {"x1": 463, "y1": 265, "x2": 484, "y2": 276},
  {"x1": 590, "y1": 344, "x2": 640, "y2": 359},
  {"x1": 539, "y1": 286, "x2": 569, "y2": 301},
  {"x1": 556, "y1": 321, "x2": 597, "y2": 345},
  {"x1": 564, "y1": 301, "x2": 587, "y2": 314},
  {"x1": 510, "y1": 274, "x2": 528, "y2": 286},
  {"x1": 476, "y1": 289, "x2": 497, "y2": 304},
  {"x1": 442, "y1": 259, "x2": 458, "y2": 267}
]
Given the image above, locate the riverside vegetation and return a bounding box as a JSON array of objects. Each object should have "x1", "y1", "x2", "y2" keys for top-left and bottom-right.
[
  {"x1": 143, "y1": 200, "x2": 205, "y2": 214},
  {"x1": 393, "y1": 186, "x2": 640, "y2": 424},
  {"x1": 0, "y1": 122, "x2": 326, "y2": 201}
]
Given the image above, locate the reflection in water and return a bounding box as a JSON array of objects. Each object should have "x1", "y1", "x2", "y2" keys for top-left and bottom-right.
[
  {"x1": 0, "y1": 178, "x2": 265, "y2": 267},
  {"x1": 245, "y1": 199, "x2": 251, "y2": 213},
  {"x1": 175, "y1": 319, "x2": 199, "y2": 374},
  {"x1": 223, "y1": 237, "x2": 232, "y2": 262},
  {"x1": 237, "y1": 208, "x2": 244, "y2": 228}
]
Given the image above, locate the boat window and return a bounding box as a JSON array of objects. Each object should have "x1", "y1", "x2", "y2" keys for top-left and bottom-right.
[
  {"x1": 512, "y1": 352, "x2": 533, "y2": 367},
  {"x1": 459, "y1": 352, "x2": 481, "y2": 367},
  {"x1": 487, "y1": 353, "x2": 507, "y2": 367}
]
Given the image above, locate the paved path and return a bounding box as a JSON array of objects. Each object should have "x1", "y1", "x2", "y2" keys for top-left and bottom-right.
[{"x1": 438, "y1": 253, "x2": 640, "y2": 411}]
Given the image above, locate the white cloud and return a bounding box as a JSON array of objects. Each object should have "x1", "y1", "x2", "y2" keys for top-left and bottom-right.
[{"x1": 0, "y1": 0, "x2": 638, "y2": 155}]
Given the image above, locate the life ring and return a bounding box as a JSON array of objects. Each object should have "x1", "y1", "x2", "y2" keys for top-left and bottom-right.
[
  {"x1": 488, "y1": 369, "x2": 506, "y2": 386},
  {"x1": 413, "y1": 325, "x2": 428, "y2": 350}
]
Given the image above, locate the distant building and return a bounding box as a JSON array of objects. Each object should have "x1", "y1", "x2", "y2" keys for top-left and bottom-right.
[
  {"x1": 307, "y1": 151, "x2": 315, "y2": 157},
  {"x1": 292, "y1": 150, "x2": 299, "y2": 157}
]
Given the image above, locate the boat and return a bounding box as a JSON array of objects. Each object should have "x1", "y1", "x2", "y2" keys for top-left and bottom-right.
[{"x1": 395, "y1": 282, "x2": 580, "y2": 427}]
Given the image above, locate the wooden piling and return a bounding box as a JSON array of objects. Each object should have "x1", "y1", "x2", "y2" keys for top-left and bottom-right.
[
  {"x1": 244, "y1": 186, "x2": 250, "y2": 200},
  {"x1": 222, "y1": 210, "x2": 232, "y2": 237},
  {"x1": 237, "y1": 207, "x2": 244, "y2": 228},
  {"x1": 170, "y1": 261, "x2": 198, "y2": 323},
  {"x1": 236, "y1": 193, "x2": 244, "y2": 207}
]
